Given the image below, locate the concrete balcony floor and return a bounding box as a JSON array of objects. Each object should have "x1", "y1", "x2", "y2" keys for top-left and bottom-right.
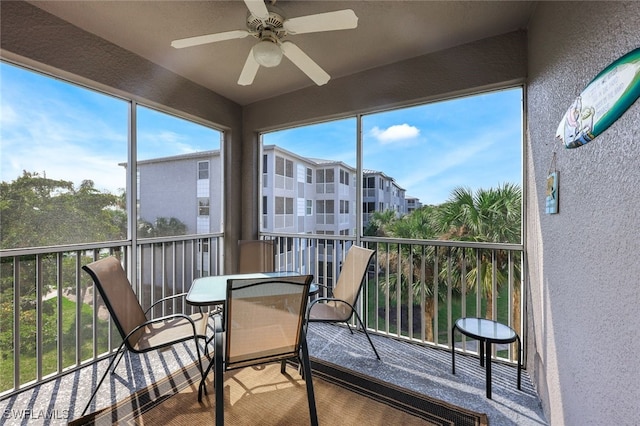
[{"x1": 0, "y1": 323, "x2": 547, "y2": 425}]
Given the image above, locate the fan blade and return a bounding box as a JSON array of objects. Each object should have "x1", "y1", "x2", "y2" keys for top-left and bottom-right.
[
  {"x1": 244, "y1": 0, "x2": 269, "y2": 20},
  {"x1": 281, "y1": 41, "x2": 330, "y2": 86},
  {"x1": 238, "y1": 47, "x2": 260, "y2": 86},
  {"x1": 283, "y1": 9, "x2": 358, "y2": 35},
  {"x1": 171, "y1": 30, "x2": 249, "y2": 49}
]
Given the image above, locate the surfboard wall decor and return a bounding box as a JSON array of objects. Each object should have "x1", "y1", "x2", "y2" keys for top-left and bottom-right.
[{"x1": 556, "y1": 47, "x2": 640, "y2": 149}]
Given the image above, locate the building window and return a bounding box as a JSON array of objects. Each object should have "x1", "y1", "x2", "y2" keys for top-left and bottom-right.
[
  {"x1": 364, "y1": 177, "x2": 374, "y2": 188},
  {"x1": 306, "y1": 167, "x2": 313, "y2": 184},
  {"x1": 316, "y1": 168, "x2": 335, "y2": 183},
  {"x1": 275, "y1": 156, "x2": 293, "y2": 177},
  {"x1": 306, "y1": 199, "x2": 313, "y2": 215},
  {"x1": 316, "y1": 168, "x2": 335, "y2": 194},
  {"x1": 275, "y1": 196, "x2": 293, "y2": 213},
  {"x1": 276, "y1": 156, "x2": 284, "y2": 176},
  {"x1": 198, "y1": 161, "x2": 209, "y2": 180},
  {"x1": 275, "y1": 155, "x2": 294, "y2": 190},
  {"x1": 286, "y1": 158, "x2": 293, "y2": 178},
  {"x1": 275, "y1": 196, "x2": 294, "y2": 228},
  {"x1": 316, "y1": 200, "x2": 335, "y2": 225},
  {"x1": 340, "y1": 170, "x2": 349, "y2": 185},
  {"x1": 198, "y1": 197, "x2": 210, "y2": 216}
]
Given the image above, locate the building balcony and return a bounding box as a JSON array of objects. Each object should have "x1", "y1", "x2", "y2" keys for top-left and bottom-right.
[
  {"x1": 0, "y1": 234, "x2": 545, "y2": 424},
  {"x1": 0, "y1": 322, "x2": 546, "y2": 425}
]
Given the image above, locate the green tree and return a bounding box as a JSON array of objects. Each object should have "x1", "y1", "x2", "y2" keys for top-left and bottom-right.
[
  {"x1": 436, "y1": 184, "x2": 521, "y2": 244},
  {"x1": 376, "y1": 206, "x2": 444, "y2": 341},
  {"x1": 138, "y1": 217, "x2": 187, "y2": 237},
  {"x1": 372, "y1": 184, "x2": 521, "y2": 340},
  {"x1": 0, "y1": 172, "x2": 126, "y2": 369},
  {"x1": 435, "y1": 184, "x2": 521, "y2": 320},
  {"x1": 364, "y1": 209, "x2": 397, "y2": 237},
  {"x1": 0, "y1": 171, "x2": 126, "y2": 250}
]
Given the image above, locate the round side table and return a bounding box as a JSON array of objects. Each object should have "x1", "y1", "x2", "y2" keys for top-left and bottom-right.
[{"x1": 451, "y1": 317, "x2": 521, "y2": 399}]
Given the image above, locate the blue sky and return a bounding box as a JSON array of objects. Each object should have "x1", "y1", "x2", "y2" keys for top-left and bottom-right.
[
  {"x1": 1, "y1": 62, "x2": 219, "y2": 194},
  {"x1": 1, "y1": 61, "x2": 522, "y2": 205}
]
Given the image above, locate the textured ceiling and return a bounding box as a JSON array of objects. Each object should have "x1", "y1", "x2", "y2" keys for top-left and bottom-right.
[{"x1": 28, "y1": 1, "x2": 535, "y2": 105}]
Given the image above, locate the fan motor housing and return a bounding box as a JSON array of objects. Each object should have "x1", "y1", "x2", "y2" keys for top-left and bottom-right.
[{"x1": 247, "y1": 6, "x2": 285, "y2": 35}]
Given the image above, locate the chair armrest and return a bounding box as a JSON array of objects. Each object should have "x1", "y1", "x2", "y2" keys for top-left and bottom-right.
[
  {"x1": 309, "y1": 296, "x2": 344, "y2": 305},
  {"x1": 145, "y1": 292, "x2": 188, "y2": 315},
  {"x1": 314, "y1": 283, "x2": 334, "y2": 297},
  {"x1": 124, "y1": 312, "x2": 203, "y2": 346},
  {"x1": 307, "y1": 296, "x2": 356, "y2": 316}
]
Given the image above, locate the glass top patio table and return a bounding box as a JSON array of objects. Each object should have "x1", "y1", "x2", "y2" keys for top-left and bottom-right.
[
  {"x1": 186, "y1": 271, "x2": 317, "y2": 306},
  {"x1": 451, "y1": 317, "x2": 521, "y2": 399},
  {"x1": 454, "y1": 317, "x2": 517, "y2": 343}
]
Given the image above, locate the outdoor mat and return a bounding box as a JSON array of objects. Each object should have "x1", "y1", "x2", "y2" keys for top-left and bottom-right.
[{"x1": 69, "y1": 358, "x2": 488, "y2": 425}]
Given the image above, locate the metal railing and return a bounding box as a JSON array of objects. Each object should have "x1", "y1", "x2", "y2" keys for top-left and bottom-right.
[
  {"x1": 265, "y1": 233, "x2": 524, "y2": 363},
  {"x1": 0, "y1": 232, "x2": 523, "y2": 397},
  {"x1": 0, "y1": 234, "x2": 223, "y2": 397}
]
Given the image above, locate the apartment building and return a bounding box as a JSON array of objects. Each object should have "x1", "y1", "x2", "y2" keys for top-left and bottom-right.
[
  {"x1": 136, "y1": 145, "x2": 415, "y2": 278},
  {"x1": 136, "y1": 145, "x2": 415, "y2": 238},
  {"x1": 362, "y1": 169, "x2": 408, "y2": 228},
  {"x1": 134, "y1": 150, "x2": 223, "y2": 236},
  {"x1": 406, "y1": 197, "x2": 423, "y2": 213},
  {"x1": 261, "y1": 145, "x2": 357, "y2": 236}
]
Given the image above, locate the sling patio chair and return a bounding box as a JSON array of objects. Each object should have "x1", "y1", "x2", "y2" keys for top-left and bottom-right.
[
  {"x1": 198, "y1": 274, "x2": 318, "y2": 426},
  {"x1": 81, "y1": 256, "x2": 209, "y2": 416},
  {"x1": 237, "y1": 239, "x2": 276, "y2": 273},
  {"x1": 307, "y1": 245, "x2": 380, "y2": 359}
]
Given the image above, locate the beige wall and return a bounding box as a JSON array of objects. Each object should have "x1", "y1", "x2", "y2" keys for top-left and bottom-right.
[{"x1": 527, "y1": 2, "x2": 640, "y2": 424}]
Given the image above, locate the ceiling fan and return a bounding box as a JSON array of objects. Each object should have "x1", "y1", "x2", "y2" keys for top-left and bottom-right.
[{"x1": 171, "y1": 0, "x2": 358, "y2": 86}]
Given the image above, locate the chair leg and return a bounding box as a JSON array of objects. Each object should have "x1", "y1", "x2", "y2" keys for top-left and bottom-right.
[
  {"x1": 81, "y1": 342, "x2": 127, "y2": 416},
  {"x1": 352, "y1": 310, "x2": 381, "y2": 360},
  {"x1": 300, "y1": 331, "x2": 318, "y2": 426},
  {"x1": 198, "y1": 355, "x2": 215, "y2": 402},
  {"x1": 214, "y1": 328, "x2": 224, "y2": 426},
  {"x1": 344, "y1": 321, "x2": 354, "y2": 334},
  {"x1": 111, "y1": 345, "x2": 126, "y2": 373},
  {"x1": 194, "y1": 336, "x2": 205, "y2": 385}
]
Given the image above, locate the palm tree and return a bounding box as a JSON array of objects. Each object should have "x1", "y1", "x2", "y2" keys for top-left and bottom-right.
[
  {"x1": 364, "y1": 209, "x2": 397, "y2": 237},
  {"x1": 376, "y1": 206, "x2": 445, "y2": 341},
  {"x1": 138, "y1": 217, "x2": 187, "y2": 237},
  {"x1": 435, "y1": 184, "x2": 521, "y2": 320}
]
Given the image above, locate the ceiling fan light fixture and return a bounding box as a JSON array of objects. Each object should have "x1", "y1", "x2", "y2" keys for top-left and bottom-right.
[{"x1": 253, "y1": 40, "x2": 282, "y2": 67}]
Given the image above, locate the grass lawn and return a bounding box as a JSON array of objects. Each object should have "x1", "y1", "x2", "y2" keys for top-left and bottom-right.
[
  {"x1": 0, "y1": 296, "x2": 112, "y2": 393},
  {"x1": 366, "y1": 279, "x2": 513, "y2": 340}
]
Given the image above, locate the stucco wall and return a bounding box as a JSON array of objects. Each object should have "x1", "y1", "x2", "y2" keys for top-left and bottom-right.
[{"x1": 527, "y1": 2, "x2": 640, "y2": 424}]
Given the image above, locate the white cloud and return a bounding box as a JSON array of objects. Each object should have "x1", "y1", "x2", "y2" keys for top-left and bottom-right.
[
  {"x1": 1, "y1": 95, "x2": 127, "y2": 194},
  {"x1": 399, "y1": 129, "x2": 512, "y2": 204},
  {"x1": 370, "y1": 124, "x2": 420, "y2": 144},
  {"x1": 0, "y1": 103, "x2": 18, "y2": 126}
]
